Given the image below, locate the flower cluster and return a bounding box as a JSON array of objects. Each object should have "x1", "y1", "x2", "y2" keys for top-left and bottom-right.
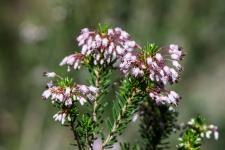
[
  {"x1": 188, "y1": 118, "x2": 219, "y2": 140},
  {"x1": 119, "y1": 44, "x2": 185, "y2": 105},
  {"x1": 119, "y1": 52, "x2": 140, "y2": 76},
  {"x1": 149, "y1": 90, "x2": 181, "y2": 105},
  {"x1": 42, "y1": 72, "x2": 98, "y2": 124},
  {"x1": 60, "y1": 27, "x2": 185, "y2": 106},
  {"x1": 52, "y1": 111, "x2": 69, "y2": 124},
  {"x1": 42, "y1": 82, "x2": 98, "y2": 106},
  {"x1": 59, "y1": 53, "x2": 84, "y2": 71},
  {"x1": 60, "y1": 27, "x2": 138, "y2": 70}
]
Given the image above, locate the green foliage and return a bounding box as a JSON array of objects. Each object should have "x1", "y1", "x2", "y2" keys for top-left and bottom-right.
[
  {"x1": 120, "y1": 142, "x2": 141, "y2": 150},
  {"x1": 177, "y1": 116, "x2": 217, "y2": 150},
  {"x1": 103, "y1": 77, "x2": 144, "y2": 148},
  {"x1": 57, "y1": 77, "x2": 73, "y2": 88},
  {"x1": 139, "y1": 99, "x2": 178, "y2": 150},
  {"x1": 142, "y1": 43, "x2": 159, "y2": 58},
  {"x1": 64, "y1": 65, "x2": 113, "y2": 149},
  {"x1": 75, "y1": 114, "x2": 95, "y2": 147},
  {"x1": 89, "y1": 66, "x2": 112, "y2": 132},
  {"x1": 177, "y1": 129, "x2": 201, "y2": 150},
  {"x1": 98, "y1": 23, "x2": 110, "y2": 34},
  {"x1": 188, "y1": 116, "x2": 205, "y2": 133},
  {"x1": 69, "y1": 103, "x2": 79, "y2": 118}
]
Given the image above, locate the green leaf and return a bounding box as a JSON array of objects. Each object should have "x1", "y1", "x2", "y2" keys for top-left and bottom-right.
[{"x1": 98, "y1": 23, "x2": 110, "y2": 34}]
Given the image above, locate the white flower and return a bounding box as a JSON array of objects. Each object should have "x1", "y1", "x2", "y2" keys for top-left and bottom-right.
[
  {"x1": 206, "y1": 130, "x2": 212, "y2": 139},
  {"x1": 61, "y1": 113, "x2": 66, "y2": 124},
  {"x1": 78, "y1": 85, "x2": 89, "y2": 94},
  {"x1": 159, "y1": 70, "x2": 164, "y2": 76},
  {"x1": 102, "y1": 38, "x2": 109, "y2": 47},
  {"x1": 115, "y1": 27, "x2": 122, "y2": 32},
  {"x1": 77, "y1": 96, "x2": 86, "y2": 105},
  {"x1": 168, "y1": 106, "x2": 175, "y2": 111},
  {"x1": 155, "y1": 75, "x2": 160, "y2": 82},
  {"x1": 44, "y1": 72, "x2": 56, "y2": 78},
  {"x1": 163, "y1": 66, "x2": 171, "y2": 75},
  {"x1": 65, "y1": 87, "x2": 71, "y2": 95},
  {"x1": 91, "y1": 41, "x2": 97, "y2": 49},
  {"x1": 149, "y1": 73, "x2": 155, "y2": 81},
  {"x1": 100, "y1": 59, "x2": 104, "y2": 65},
  {"x1": 131, "y1": 67, "x2": 143, "y2": 77},
  {"x1": 87, "y1": 94, "x2": 95, "y2": 101},
  {"x1": 59, "y1": 56, "x2": 68, "y2": 66},
  {"x1": 147, "y1": 57, "x2": 153, "y2": 65},
  {"x1": 67, "y1": 56, "x2": 76, "y2": 65},
  {"x1": 74, "y1": 62, "x2": 79, "y2": 69},
  {"x1": 200, "y1": 133, "x2": 205, "y2": 138},
  {"x1": 170, "y1": 91, "x2": 179, "y2": 99},
  {"x1": 81, "y1": 28, "x2": 89, "y2": 33},
  {"x1": 95, "y1": 34, "x2": 101, "y2": 42},
  {"x1": 42, "y1": 89, "x2": 51, "y2": 99},
  {"x1": 116, "y1": 46, "x2": 124, "y2": 55},
  {"x1": 188, "y1": 119, "x2": 195, "y2": 125},
  {"x1": 56, "y1": 94, "x2": 64, "y2": 102},
  {"x1": 125, "y1": 41, "x2": 136, "y2": 48},
  {"x1": 108, "y1": 43, "x2": 114, "y2": 54},
  {"x1": 161, "y1": 76, "x2": 168, "y2": 85},
  {"x1": 169, "y1": 44, "x2": 179, "y2": 51},
  {"x1": 151, "y1": 62, "x2": 158, "y2": 69},
  {"x1": 170, "y1": 68, "x2": 178, "y2": 82},
  {"x1": 59, "y1": 54, "x2": 83, "y2": 71},
  {"x1": 96, "y1": 54, "x2": 101, "y2": 61},
  {"x1": 108, "y1": 29, "x2": 114, "y2": 35},
  {"x1": 53, "y1": 112, "x2": 67, "y2": 124},
  {"x1": 132, "y1": 113, "x2": 139, "y2": 122},
  {"x1": 172, "y1": 61, "x2": 182, "y2": 70},
  {"x1": 65, "y1": 98, "x2": 72, "y2": 106},
  {"x1": 214, "y1": 131, "x2": 219, "y2": 140},
  {"x1": 171, "y1": 54, "x2": 180, "y2": 60},
  {"x1": 155, "y1": 53, "x2": 163, "y2": 61},
  {"x1": 168, "y1": 93, "x2": 177, "y2": 104},
  {"x1": 149, "y1": 92, "x2": 155, "y2": 98},
  {"x1": 121, "y1": 31, "x2": 129, "y2": 39},
  {"x1": 81, "y1": 45, "x2": 88, "y2": 54},
  {"x1": 89, "y1": 86, "x2": 98, "y2": 93}
]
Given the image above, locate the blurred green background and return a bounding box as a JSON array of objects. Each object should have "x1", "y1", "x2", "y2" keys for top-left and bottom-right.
[{"x1": 0, "y1": 0, "x2": 225, "y2": 149}]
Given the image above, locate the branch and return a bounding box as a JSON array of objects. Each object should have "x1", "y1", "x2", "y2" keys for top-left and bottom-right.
[
  {"x1": 70, "y1": 120, "x2": 82, "y2": 150},
  {"x1": 93, "y1": 69, "x2": 100, "y2": 123},
  {"x1": 102, "y1": 90, "x2": 136, "y2": 148}
]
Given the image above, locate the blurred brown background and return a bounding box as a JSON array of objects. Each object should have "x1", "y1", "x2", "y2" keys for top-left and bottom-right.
[{"x1": 0, "y1": 0, "x2": 225, "y2": 149}]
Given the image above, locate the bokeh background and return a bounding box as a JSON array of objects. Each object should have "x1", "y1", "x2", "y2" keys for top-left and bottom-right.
[{"x1": 0, "y1": 0, "x2": 225, "y2": 149}]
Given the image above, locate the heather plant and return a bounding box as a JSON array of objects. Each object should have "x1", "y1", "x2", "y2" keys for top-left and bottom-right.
[{"x1": 42, "y1": 24, "x2": 218, "y2": 150}]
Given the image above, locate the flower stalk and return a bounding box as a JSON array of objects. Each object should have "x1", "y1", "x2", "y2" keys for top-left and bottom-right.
[{"x1": 93, "y1": 68, "x2": 100, "y2": 123}]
